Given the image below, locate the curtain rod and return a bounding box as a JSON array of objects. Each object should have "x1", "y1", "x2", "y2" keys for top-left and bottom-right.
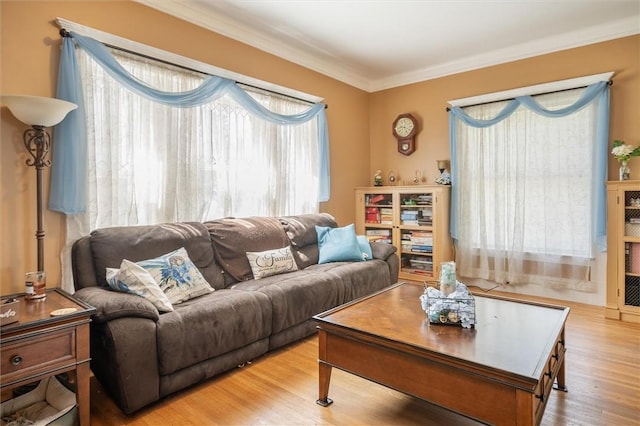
[
  {"x1": 445, "y1": 80, "x2": 612, "y2": 112},
  {"x1": 60, "y1": 29, "x2": 328, "y2": 109}
]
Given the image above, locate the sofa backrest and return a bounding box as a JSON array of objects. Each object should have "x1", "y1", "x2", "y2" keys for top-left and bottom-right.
[
  {"x1": 72, "y1": 222, "x2": 226, "y2": 290},
  {"x1": 204, "y1": 216, "x2": 291, "y2": 284},
  {"x1": 71, "y1": 214, "x2": 339, "y2": 291},
  {"x1": 279, "y1": 213, "x2": 337, "y2": 269}
]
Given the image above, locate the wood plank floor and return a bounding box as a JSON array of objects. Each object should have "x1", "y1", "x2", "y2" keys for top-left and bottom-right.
[{"x1": 90, "y1": 289, "x2": 640, "y2": 425}]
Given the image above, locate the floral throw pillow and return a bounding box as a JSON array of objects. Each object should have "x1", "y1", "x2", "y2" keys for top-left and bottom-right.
[
  {"x1": 136, "y1": 247, "x2": 214, "y2": 304},
  {"x1": 106, "y1": 260, "x2": 174, "y2": 312},
  {"x1": 246, "y1": 246, "x2": 299, "y2": 279}
]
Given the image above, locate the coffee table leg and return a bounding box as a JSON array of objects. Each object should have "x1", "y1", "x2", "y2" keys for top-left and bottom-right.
[
  {"x1": 554, "y1": 333, "x2": 568, "y2": 392},
  {"x1": 553, "y1": 357, "x2": 568, "y2": 392},
  {"x1": 317, "y1": 362, "x2": 333, "y2": 407}
]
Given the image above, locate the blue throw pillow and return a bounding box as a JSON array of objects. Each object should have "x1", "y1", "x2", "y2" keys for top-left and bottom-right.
[
  {"x1": 356, "y1": 235, "x2": 373, "y2": 261},
  {"x1": 316, "y1": 224, "x2": 364, "y2": 264}
]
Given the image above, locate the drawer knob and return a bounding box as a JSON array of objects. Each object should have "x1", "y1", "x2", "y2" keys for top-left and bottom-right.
[{"x1": 10, "y1": 355, "x2": 23, "y2": 366}]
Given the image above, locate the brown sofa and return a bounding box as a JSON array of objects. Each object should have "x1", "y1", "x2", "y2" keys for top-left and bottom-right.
[{"x1": 71, "y1": 213, "x2": 398, "y2": 414}]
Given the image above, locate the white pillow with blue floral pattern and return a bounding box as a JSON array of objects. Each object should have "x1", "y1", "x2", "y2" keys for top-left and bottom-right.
[
  {"x1": 136, "y1": 247, "x2": 214, "y2": 304},
  {"x1": 106, "y1": 260, "x2": 174, "y2": 312}
]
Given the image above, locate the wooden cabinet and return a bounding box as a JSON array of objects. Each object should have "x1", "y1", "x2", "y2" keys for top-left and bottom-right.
[
  {"x1": 1, "y1": 289, "x2": 96, "y2": 425},
  {"x1": 606, "y1": 181, "x2": 640, "y2": 323},
  {"x1": 355, "y1": 185, "x2": 453, "y2": 281}
]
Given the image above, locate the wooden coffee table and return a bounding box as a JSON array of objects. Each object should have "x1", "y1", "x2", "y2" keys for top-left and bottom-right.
[{"x1": 313, "y1": 282, "x2": 569, "y2": 426}]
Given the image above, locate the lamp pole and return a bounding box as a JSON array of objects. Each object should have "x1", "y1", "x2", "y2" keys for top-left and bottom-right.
[{"x1": 24, "y1": 125, "x2": 51, "y2": 272}]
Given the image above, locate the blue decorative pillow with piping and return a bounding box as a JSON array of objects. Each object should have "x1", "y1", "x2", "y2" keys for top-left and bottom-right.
[
  {"x1": 357, "y1": 235, "x2": 373, "y2": 261},
  {"x1": 316, "y1": 224, "x2": 366, "y2": 264}
]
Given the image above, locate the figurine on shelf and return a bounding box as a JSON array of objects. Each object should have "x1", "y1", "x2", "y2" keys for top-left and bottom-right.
[
  {"x1": 435, "y1": 160, "x2": 451, "y2": 185},
  {"x1": 388, "y1": 170, "x2": 397, "y2": 186},
  {"x1": 412, "y1": 170, "x2": 422, "y2": 185},
  {"x1": 374, "y1": 170, "x2": 383, "y2": 186}
]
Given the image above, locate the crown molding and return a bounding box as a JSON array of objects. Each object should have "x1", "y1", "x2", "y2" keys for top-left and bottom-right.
[
  {"x1": 133, "y1": 0, "x2": 372, "y2": 91},
  {"x1": 370, "y1": 16, "x2": 639, "y2": 92},
  {"x1": 135, "y1": 1, "x2": 639, "y2": 93}
]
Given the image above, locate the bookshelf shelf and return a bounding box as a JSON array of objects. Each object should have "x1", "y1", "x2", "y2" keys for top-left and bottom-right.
[
  {"x1": 355, "y1": 185, "x2": 453, "y2": 281},
  {"x1": 606, "y1": 181, "x2": 640, "y2": 323}
]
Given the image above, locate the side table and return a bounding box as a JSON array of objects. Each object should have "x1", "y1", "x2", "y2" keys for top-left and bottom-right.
[{"x1": 1, "y1": 288, "x2": 95, "y2": 426}]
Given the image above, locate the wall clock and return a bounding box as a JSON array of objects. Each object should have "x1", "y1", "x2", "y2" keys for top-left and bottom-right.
[{"x1": 392, "y1": 113, "x2": 418, "y2": 156}]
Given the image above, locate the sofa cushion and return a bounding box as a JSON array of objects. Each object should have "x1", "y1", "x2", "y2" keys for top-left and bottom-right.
[
  {"x1": 279, "y1": 213, "x2": 337, "y2": 268},
  {"x1": 246, "y1": 246, "x2": 298, "y2": 279},
  {"x1": 90, "y1": 222, "x2": 226, "y2": 290},
  {"x1": 156, "y1": 289, "x2": 272, "y2": 375},
  {"x1": 316, "y1": 224, "x2": 364, "y2": 263},
  {"x1": 230, "y1": 270, "x2": 342, "y2": 335},
  {"x1": 106, "y1": 260, "x2": 174, "y2": 312},
  {"x1": 205, "y1": 217, "x2": 290, "y2": 282},
  {"x1": 135, "y1": 247, "x2": 214, "y2": 304}
]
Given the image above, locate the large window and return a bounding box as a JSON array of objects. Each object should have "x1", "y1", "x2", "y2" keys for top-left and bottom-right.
[
  {"x1": 75, "y1": 48, "x2": 320, "y2": 232},
  {"x1": 452, "y1": 84, "x2": 608, "y2": 292}
]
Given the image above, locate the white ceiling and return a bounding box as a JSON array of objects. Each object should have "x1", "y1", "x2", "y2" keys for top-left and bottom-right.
[{"x1": 136, "y1": 0, "x2": 640, "y2": 92}]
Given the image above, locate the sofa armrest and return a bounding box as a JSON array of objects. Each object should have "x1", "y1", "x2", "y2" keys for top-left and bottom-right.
[
  {"x1": 370, "y1": 242, "x2": 397, "y2": 261},
  {"x1": 74, "y1": 287, "x2": 160, "y2": 323}
]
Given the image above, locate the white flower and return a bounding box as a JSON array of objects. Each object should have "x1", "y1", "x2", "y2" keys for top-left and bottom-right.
[{"x1": 612, "y1": 144, "x2": 635, "y2": 158}]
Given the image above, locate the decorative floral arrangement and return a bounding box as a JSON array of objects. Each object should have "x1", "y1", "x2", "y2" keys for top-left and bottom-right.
[
  {"x1": 420, "y1": 281, "x2": 476, "y2": 328},
  {"x1": 611, "y1": 140, "x2": 640, "y2": 162},
  {"x1": 374, "y1": 170, "x2": 383, "y2": 186}
]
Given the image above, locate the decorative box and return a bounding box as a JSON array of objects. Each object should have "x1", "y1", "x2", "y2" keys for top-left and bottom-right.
[{"x1": 0, "y1": 297, "x2": 20, "y2": 326}]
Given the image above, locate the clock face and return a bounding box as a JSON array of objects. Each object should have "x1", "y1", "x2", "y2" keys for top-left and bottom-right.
[{"x1": 394, "y1": 117, "x2": 415, "y2": 138}]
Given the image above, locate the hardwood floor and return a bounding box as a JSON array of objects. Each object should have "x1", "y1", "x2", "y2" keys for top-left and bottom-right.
[{"x1": 90, "y1": 289, "x2": 640, "y2": 425}]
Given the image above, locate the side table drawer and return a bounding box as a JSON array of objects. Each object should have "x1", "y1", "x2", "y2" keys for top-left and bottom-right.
[{"x1": 1, "y1": 328, "x2": 76, "y2": 384}]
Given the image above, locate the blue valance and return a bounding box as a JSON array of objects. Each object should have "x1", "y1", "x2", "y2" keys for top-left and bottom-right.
[
  {"x1": 51, "y1": 32, "x2": 330, "y2": 213},
  {"x1": 448, "y1": 80, "x2": 610, "y2": 252}
]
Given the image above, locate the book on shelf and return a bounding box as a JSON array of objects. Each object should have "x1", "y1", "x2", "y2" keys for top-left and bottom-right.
[
  {"x1": 366, "y1": 229, "x2": 391, "y2": 236},
  {"x1": 410, "y1": 231, "x2": 432, "y2": 237},
  {"x1": 368, "y1": 194, "x2": 386, "y2": 204},
  {"x1": 410, "y1": 237, "x2": 432, "y2": 244},
  {"x1": 410, "y1": 245, "x2": 432, "y2": 253},
  {"x1": 368, "y1": 236, "x2": 392, "y2": 243}
]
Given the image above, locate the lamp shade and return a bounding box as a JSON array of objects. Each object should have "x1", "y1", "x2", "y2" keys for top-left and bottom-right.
[{"x1": 2, "y1": 95, "x2": 77, "y2": 127}]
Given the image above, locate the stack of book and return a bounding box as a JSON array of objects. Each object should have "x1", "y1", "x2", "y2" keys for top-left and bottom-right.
[
  {"x1": 400, "y1": 209, "x2": 419, "y2": 225},
  {"x1": 417, "y1": 208, "x2": 433, "y2": 226},
  {"x1": 401, "y1": 231, "x2": 432, "y2": 253},
  {"x1": 365, "y1": 229, "x2": 392, "y2": 244},
  {"x1": 379, "y1": 207, "x2": 393, "y2": 224},
  {"x1": 404, "y1": 256, "x2": 433, "y2": 275},
  {"x1": 366, "y1": 194, "x2": 391, "y2": 205},
  {"x1": 365, "y1": 207, "x2": 380, "y2": 223}
]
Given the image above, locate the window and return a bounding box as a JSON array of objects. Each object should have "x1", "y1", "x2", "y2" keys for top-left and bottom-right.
[
  {"x1": 452, "y1": 85, "x2": 607, "y2": 291},
  {"x1": 75, "y1": 47, "x2": 320, "y2": 232}
]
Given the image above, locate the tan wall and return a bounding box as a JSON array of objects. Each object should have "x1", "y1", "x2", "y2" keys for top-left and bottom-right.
[
  {"x1": 1, "y1": 1, "x2": 637, "y2": 297},
  {"x1": 0, "y1": 1, "x2": 370, "y2": 294},
  {"x1": 369, "y1": 35, "x2": 640, "y2": 186}
]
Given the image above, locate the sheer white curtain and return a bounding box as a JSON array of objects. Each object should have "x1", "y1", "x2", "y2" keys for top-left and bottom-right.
[
  {"x1": 455, "y1": 88, "x2": 597, "y2": 292},
  {"x1": 62, "y1": 48, "x2": 319, "y2": 292}
]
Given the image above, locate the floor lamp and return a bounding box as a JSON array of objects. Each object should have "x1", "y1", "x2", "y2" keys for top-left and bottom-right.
[{"x1": 2, "y1": 95, "x2": 77, "y2": 283}]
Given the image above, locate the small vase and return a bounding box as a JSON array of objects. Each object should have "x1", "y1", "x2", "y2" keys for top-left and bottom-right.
[{"x1": 620, "y1": 160, "x2": 631, "y2": 181}]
